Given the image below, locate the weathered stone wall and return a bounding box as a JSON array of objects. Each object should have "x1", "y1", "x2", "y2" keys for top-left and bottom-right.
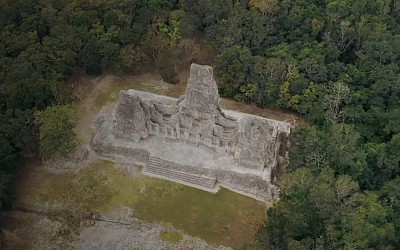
[
  {"x1": 144, "y1": 157, "x2": 276, "y2": 200},
  {"x1": 92, "y1": 118, "x2": 151, "y2": 163},
  {"x1": 179, "y1": 64, "x2": 220, "y2": 115},
  {"x1": 216, "y1": 170, "x2": 276, "y2": 200},
  {"x1": 235, "y1": 117, "x2": 278, "y2": 170},
  {"x1": 92, "y1": 63, "x2": 291, "y2": 200},
  {"x1": 113, "y1": 92, "x2": 148, "y2": 143},
  {"x1": 111, "y1": 64, "x2": 290, "y2": 171}
]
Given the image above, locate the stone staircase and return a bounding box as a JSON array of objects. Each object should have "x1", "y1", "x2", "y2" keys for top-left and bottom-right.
[{"x1": 144, "y1": 157, "x2": 217, "y2": 189}]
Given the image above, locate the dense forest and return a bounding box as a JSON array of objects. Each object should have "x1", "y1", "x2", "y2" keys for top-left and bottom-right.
[{"x1": 1, "y1": 0, "x2": 399, "y2": 249}]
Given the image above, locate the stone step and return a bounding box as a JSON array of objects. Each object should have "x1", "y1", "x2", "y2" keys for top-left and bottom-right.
[
  {"x1": 149, "y1": 157, "x2": 214, "y2": 181},
  {"x1": 147, "y1": 162, "x2": 215, "y2": 182},
  {"x1": 146, "y1": 164, "x2": 216, "y2": 186},
  {"x1": 148, "y1": 161, "x2": 162, "y2": 167},
  {"x1": 145, "y1": 168, "x2": 215, "y2": 188},
  {"x1": 145, "y1": 169, "x2": 216, "y2": 189},
  {"x1": 145, "y1": 164, "x2": 216, "y2": 188},
  {"x1": 148, "y1": 160, "x2": 163, "y2": 166},
  {"x1": 149, "y1": 156, "x2": 163, "y2": 161},
  {"x1": 147, "y1": 156, "x2": 216, "y2": 188},
  {"x1": 149, "y1": 157, "x2": 163, "y2": 164}
]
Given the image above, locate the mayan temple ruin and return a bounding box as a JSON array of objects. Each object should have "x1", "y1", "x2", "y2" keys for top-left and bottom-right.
[{"x1": 91, "y1": 64, "x2": 291, "y2": 201}]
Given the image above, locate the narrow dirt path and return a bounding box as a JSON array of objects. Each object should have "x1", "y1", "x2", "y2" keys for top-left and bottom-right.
[{"x1": 75, "y1": 74, "x2": 119, "y2": 144}]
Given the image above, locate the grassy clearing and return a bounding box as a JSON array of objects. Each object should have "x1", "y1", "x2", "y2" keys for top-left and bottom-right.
[
  {"x1": 133, "y1": 177, "x2": 266, "y2": 247},
  {"x1": 17, "y1": 160, "x2": 266, "y2": 248},
  {"x1": 159, "y1": 231, "x2": 184, "y2": 243}
]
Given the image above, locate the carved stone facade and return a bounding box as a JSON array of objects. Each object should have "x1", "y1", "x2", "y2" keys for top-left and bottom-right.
[{"x1": 91, "y1": 64, "x2": 291, "y2": 201}]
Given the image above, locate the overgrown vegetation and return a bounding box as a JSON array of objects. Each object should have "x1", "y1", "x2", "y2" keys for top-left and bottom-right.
[
  {"x1": 207, "y1": 1, "x2": 400, "y2": 249},
  {"x1": 0, "y1": 0, "x2": 199, "y2": 208},
  {"x1": 35, "y1": 105, "x2": 78, "y2": 159},
  {"x1": 1, "y1": 0, "x2": 400, "y2": 249}
]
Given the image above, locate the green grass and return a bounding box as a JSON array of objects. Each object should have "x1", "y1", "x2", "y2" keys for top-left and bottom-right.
[
  {"x1": 132, "y1": 177, "x2": 265, "y2": 247},
  {"x1": 159, "y1": 231, "x2": 183, "y2": 243},
  {"x1": 20, "y1": 160, "x2": 266, "y2": 247}
]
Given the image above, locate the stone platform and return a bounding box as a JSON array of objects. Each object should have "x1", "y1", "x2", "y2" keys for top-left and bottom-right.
[{"x1": 91, "y1": 64, "x2": 291, "y2": 201}]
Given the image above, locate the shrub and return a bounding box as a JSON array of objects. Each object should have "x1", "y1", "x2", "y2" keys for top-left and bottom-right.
[{"x1": 35, "y1": 105, "x2": 78, "y2": 159}]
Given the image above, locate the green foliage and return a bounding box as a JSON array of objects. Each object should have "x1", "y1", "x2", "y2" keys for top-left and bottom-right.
[
  {"x1": 380, "y1": 177, "x2": 400, "y2": 249},
  {"x1": 35, "y1": 105, "x2": 78, "y2": 159},
  {"x1": 158, "y1": 47, "x2": 180, "y2": 84},
  {"x1": 326, "y1": 124, "x2": 366, "y2": 178},
  {"x1": 207, "y1": 8, "x2": 276, "y2": 54},
  {"x1": 261, "y1": 189, "x2": 322, "y2": 249},
  {"x1": 288, "y1": 124, "x2": 366, "y2": 179},
  {"x1": 118, "y1": 44, "x2": 146, "y2": 72},
  {"x1": 160, "y1": 66, "x2": 179, "y2": 84},
  {"x1": 1, "y1": 0, "x2": 400, "y2": 248},
  {"x1": 260, "y1": 168, "x2": 397, "y2": 249},
  {"x1": 277, "y1": 71, "x2": 324, "y2": 115},
  {"x1": 182, "y1": 0, "x2": 234, "y2": 31},
  {"x1": 340, "y1": 192, "x2": 396, "y2": 249},
  {"x1": 70, "y1": 10, "x2": 96, "y2": 28},
  {"x1": 360, "y1": 133, "x2": 400, "y2": 189},
  {"x1": 214, "y1": 46, "x2": 254, "y2": 98},
  {"x1": 273, "y1": 120, "x2": 398, "y2": 249},
  {"x1": 157, "y1": 19, "x2": 182, "y2": 41},
  {"x1": 144, "y1": 0, "x2": 178, "y2": 11}
]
